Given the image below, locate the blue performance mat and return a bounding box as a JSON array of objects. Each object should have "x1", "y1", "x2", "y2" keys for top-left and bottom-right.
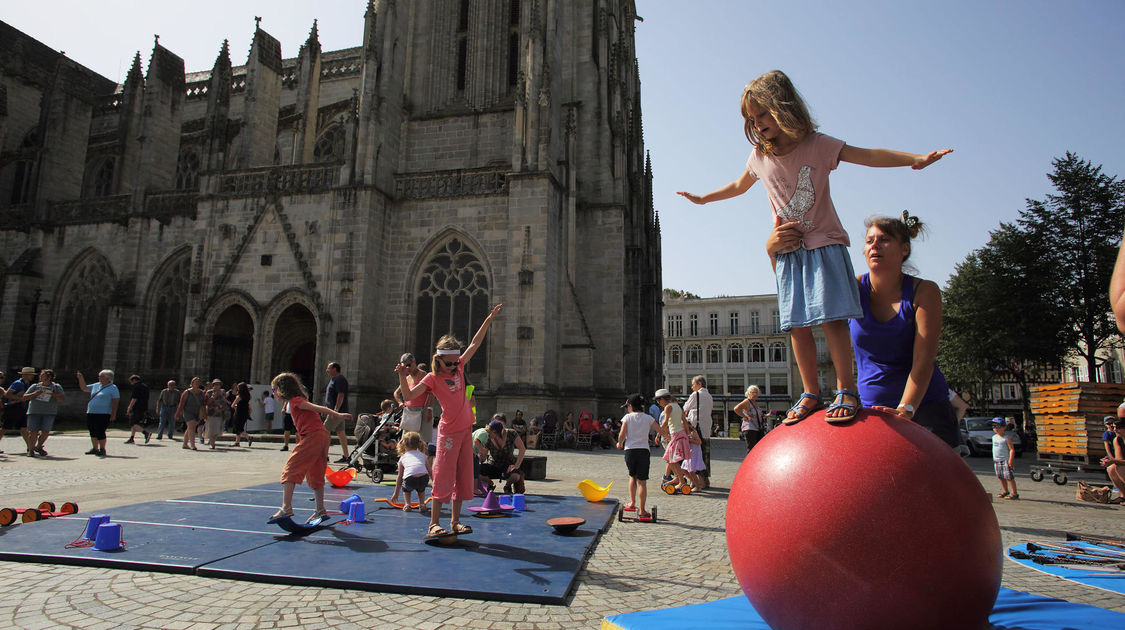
[
  {"x1": 1007, "y1": 542, "x2": 1125, "y2": 596},
  {"x1": 602, "y1": 588, "x2": 1125, "y2": 630},
  {"x1": 0, "y1": 483, "x2": 615, "y2": 604}
]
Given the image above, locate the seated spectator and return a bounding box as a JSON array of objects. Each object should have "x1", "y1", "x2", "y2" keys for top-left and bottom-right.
[
  {"x1": 480, "y1": 419, "x2": 527, "y2": 494},
  {"x1": 527, "y1": 414, "x2": 543, "y2": 449},
  {"x1": 512, "y1": 409, "x2": 527, "y2": 439},
  {"x1": 597, "y1": 416, "x2": 616, "y2": 449},
  {"x1": 543, "y1": 409, "x2": 559, "y2": 439},
  {"x1": 562, "y1": 411, "x2": 578, "y2": 447},
  {"x1": 578, "y1": 411, "x2": 598, "y2": 437}
]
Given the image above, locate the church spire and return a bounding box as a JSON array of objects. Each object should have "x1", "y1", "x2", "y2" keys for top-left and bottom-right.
[
  {"x1": 124, "y1": 51, "x2": 143, "y2": 92},
  {"x1": 214, "y1": 38, "x2": 231, "y2": 69},
  {"x1": 300, "y1": 19, "x2": 321, "y2": 57}
]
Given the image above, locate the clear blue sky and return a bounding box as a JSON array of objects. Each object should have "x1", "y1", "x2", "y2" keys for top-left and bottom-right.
[{"x1": 6, "y1": 1, "x2": 1124, "y2": 297}]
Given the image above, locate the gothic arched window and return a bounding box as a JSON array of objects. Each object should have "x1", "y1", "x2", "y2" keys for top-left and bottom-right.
[
  {"x1": 415, "y1": 238, "x2": 491, "y2": 374},
  {"x1": 149, "y1": 253, "x2": 191, "y2": 370},
  {"x1": 57, "y1": 253, "x2": 115, "y2": 371},
  {"x1": 6, "y1": 160, "x2": 34, "y2": 205},
  {"x1": 176, "y1": 149, "x2": 200, "y2": 190},
  {"x1": 313, "y1": 124, "x2": 346, "y2": 163},
  {"x1": 84, "y1": 157, "x2": 116, "y2": 198}
]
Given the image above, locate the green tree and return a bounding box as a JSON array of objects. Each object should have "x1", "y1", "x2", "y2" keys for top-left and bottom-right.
[
  {"x1": 1018, "y1": 153, "x2": 1125, "y2": 380},
  {"x1": 663, "y1": 288, "x2": 700, "y2": 300},
  {"x1": 939, "y1": 223, "x2": 1068, "y2": 417}
]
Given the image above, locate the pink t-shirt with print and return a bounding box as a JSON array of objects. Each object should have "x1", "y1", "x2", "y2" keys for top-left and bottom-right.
[
  {"x1": 419, "y1": 365, "x2": 473, "y2": 433},
  {"x1": 745, "y1": 132, "x2": 848, "y2": 252}
]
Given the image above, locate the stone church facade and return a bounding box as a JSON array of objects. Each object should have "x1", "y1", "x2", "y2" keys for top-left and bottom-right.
[{"x1": 0, "y1": 0, "x2": 662, "y2": 418}]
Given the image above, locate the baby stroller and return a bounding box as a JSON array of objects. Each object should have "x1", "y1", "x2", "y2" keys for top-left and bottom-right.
[{"x1": 348, "y1": 409, "x2": 401, "y2": 483}]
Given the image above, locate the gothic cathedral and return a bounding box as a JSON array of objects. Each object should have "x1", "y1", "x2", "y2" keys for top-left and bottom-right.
[{"x1": 0, "y1": 0, "x2": 662, "y2": 417}]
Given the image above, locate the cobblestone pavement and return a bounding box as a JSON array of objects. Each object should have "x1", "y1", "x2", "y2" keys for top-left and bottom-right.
[{"x1": 1, "y1": 430, "x2": 1123, "y2": 628}]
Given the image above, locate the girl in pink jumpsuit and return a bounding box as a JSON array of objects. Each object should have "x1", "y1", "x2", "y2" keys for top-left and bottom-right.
[{"x1": 396, "y1": 303, "x2": 503, "y2": 538}]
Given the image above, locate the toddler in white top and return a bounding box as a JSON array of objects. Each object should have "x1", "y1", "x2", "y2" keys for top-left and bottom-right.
[{"x1": 392, "y1": 431, "x2": 431, "y2": 511}]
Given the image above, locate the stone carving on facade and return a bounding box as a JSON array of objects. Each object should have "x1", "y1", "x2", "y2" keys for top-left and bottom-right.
[
  {"x1": 395, "y1": 168, "x2": 508, "y2": 200},
  {"x1": 48, "y1": 195, "x2": 131, "y2": 226},
  {"x1": 216, "y1": 163, "x2": 338, "y2": 197}
]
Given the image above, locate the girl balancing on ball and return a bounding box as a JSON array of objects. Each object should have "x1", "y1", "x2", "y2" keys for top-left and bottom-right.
[
  {"x1": 679, "y1": 69, "x2": 951, "y2": 425},
  {"x1": 396, "y1": 303, "x2": 503, "y2": 539}
]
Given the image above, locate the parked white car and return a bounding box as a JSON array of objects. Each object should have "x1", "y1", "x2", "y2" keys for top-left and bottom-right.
[{"x1": 960, "y1": 416, "x2": 1023, "y2": 457}]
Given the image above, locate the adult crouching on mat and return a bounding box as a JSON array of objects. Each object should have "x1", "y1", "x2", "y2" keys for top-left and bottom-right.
[{"x1": 480, "y1": 418, "x2": 527, "y2": 494}]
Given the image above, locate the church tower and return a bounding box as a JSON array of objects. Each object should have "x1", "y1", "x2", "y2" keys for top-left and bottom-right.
[{"x1": 0, "y1": 1, "x2": 662, "y2": 419}]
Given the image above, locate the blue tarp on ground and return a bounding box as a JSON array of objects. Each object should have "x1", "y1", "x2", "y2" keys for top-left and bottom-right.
[
  {"x1": 0, "y1": 483, "x2": 615, "y2": 604},
  {"x1": 602, "y1": 588, "x2": 1125, "y2": 630},
  {"x1": 1007, "y1": 542, "x2": 1125, "y2": 596}
]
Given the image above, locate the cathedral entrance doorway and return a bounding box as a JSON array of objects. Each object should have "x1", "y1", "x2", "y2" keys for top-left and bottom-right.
[
  {"x1": 271, "y1": 304, "x2": 317, "y2": 394},
  {"x1": 210, "y1": 305, "x2": 254, "y2": 386}
]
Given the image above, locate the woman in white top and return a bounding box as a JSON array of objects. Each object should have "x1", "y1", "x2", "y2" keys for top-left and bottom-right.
[
  {"x1": 616, "y1": 393, "x2": 669, "y2": 520},
  {"x1": 733, "y1": 385, "x2": 763, "y2": 451}
]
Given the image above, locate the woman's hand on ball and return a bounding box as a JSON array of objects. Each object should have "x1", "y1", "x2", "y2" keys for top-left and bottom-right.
[{"x1": 872, "y1": 405, "x2": 911, "y2": 420}]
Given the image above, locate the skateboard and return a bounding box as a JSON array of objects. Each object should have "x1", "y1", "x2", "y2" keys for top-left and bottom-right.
[
  {"x1": 0, "y1": 501, "x2": 78, "y2": 526},
  {"x1": 424, "y1": 525, "x2": 472, "y2": 545},
  {"x1": 618, "y1": 505, "x2": 658, "y2": 523},
  {"x1": 661, "y1": 482, "x2": 692, "y2": 495},
  {"x1": 547, "y1": 516, "x2": 586, "y2": 534},
  {"x1": 267, "y1": 513, "x2": 345, "y2": 536},
  {"x1": 375, "y1": 497, "x2": 432, "y2": 510}
]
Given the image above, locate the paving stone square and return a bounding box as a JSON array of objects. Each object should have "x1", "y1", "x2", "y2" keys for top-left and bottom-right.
[{"x1": 0, "y1": 430, "x2": 1123, "y2": 628}]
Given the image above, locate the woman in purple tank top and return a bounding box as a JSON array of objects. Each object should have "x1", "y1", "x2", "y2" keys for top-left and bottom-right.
[{"x1": 846, "y1": 212, "x2": 960, "y2": 447}]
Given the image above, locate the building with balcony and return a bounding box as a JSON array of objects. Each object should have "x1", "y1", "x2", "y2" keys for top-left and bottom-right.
[{"x1": 661, "y1": 292, "x2": 838, "y2": 418}]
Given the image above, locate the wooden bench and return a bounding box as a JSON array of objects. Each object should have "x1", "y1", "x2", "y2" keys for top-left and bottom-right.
[{"x1": 520, "y1": 455, "x2": 547, "y2": 480}]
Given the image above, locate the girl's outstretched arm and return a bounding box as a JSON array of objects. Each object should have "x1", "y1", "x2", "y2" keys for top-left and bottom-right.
[
  {"x1": 677, "y1": 170, "x2": 756, "y2": 204},
  {"x1": 839, "y1": 145, "x2": 952, "y2": 170},
  {"x1": 395, "y1": 364, "x2": 429, "y2": 401},
  {"x1": 295, "y1": 398, "x2": 351, "y2": 422},
  {"x1": 462, "y1": 303, "x2": 503, "y2": 364}
]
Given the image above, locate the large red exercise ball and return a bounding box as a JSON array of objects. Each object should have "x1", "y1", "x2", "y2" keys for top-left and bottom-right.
[{"x1": 726, "y1": 407, "x2": 1001, "y2": 630}]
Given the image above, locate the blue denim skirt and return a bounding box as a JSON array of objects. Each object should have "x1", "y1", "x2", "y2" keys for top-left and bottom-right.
[{"x1": 775, "y1": 244, "x2": 862, "y2": 330}]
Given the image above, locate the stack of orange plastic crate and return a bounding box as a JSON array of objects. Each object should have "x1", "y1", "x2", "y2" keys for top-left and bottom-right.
[{"x1": 1029, "y1": 382, "x2": 1125, "y2": 463}]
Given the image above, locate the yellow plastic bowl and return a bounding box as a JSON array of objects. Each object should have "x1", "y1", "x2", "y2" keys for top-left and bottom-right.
[{"x1": 577, "y1": 479, "x2": 613, "y2": 502}]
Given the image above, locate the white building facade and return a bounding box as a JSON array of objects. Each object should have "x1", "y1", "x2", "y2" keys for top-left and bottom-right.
[{"x1": 661, "y1": 293, "x2": 838, "y2": 414}]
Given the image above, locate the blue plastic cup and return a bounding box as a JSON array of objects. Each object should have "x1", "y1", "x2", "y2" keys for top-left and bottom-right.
[
  {"x1": 498, "y1": 494, "x2": 513, "y2": 506},
  {"x1": 83, "y1": 514, "x2": 111, "y2": 540},
  {"x1": 512, "y1": 494, "x2": 526, "y2": 511},
  {"x1": 347, "y1": 499, "x2": 366, "y2": 522},
  {"x1": 339, "y1": 493, "x2": 361, "y2": 513},
  {"x1": 93, "y1": 522, "x2": 123, "y2": 551}
]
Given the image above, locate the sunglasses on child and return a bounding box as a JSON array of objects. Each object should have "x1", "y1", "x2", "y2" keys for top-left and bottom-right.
[{"x1": 440, "y1": 359, "x2": 460, "y2": 368}]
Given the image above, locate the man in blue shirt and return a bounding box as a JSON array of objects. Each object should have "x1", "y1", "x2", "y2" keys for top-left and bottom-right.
[
  {"x1": 324, "y1": 362, "x2": 350, "y2": 463},
  {"x1": 3, "y1": 367, "x2": 37, "y2": 455}
]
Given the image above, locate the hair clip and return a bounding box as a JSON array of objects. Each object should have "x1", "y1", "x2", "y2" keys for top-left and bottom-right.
[{"x1": 901, "y1": 210, "x2": 918, "y2": 229}]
